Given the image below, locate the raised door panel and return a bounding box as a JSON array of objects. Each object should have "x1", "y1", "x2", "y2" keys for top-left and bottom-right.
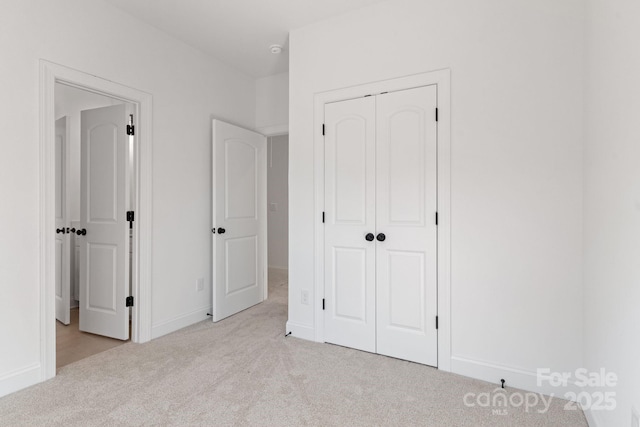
[
  {"x1": 225, "y1": 140, "x2": 257, "y2": 220},
  {"x1": 55, "y1": 239, "x2": 64, "y2": 299},
  {"x1": 55, "y1": 135, "x2": 65, "y2": 221},
  {"x1": 387, "y1": 251, "x2": 425, "y2": 331},
  {"x1": 225, "y1": 236, "x2": 258, "y2": 296},
  {"x1": 87, "y1": 124, "x2": 118, "y2": 223},
  {"x1": 387, "y1": 109, "x2": 425, "y2": 225},
  {"x1": 333, "y1": 118, "x2": 368, "y2": 224},
  {"x1": 86, "y1": 243, "x2": 118, "y2": 313},
  {"x1": 332, "y1": 247, "x2": 367, "y2": 322}
]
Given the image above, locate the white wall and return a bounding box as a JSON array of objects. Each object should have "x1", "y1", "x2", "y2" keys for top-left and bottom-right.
[
  {"x1": 583, "y1": 0, "x2": 640, "y2": 425},
  {"x1": 256, "y1": 72, "x2": 289, "y2": 135},
  {"x1": 0, "y1": 0, "x2": 255, "y2": 396},
  {"x1": 267, "y1": 135, "x2": 289, "y2": 269},
  {"x1": 55, "y1": 84, "x2": 122, "y2": 223},
  {"x1": 288, "y1": 0, "x2": 585, "y2": 393}
]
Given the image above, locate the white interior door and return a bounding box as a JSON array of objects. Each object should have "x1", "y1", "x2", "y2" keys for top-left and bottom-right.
[
  {"x1": 323, "y1": 97, "x2": 377, "y2": 353},
  {"x1": 79, "y1": 104, "x2": 130, "y2": 340},
  {"x1": 55, "y1": 116, "x2": 71, "y2": 325},
  {"x1": 212, "y1": 120, "x2": 267, "y2": 322},
  {"x1": 375, "y1": 86, "x2": 438, "y2": 366}
]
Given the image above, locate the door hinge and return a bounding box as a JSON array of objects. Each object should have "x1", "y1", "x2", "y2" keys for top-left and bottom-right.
[
  {"x1": 436, "y1": 315, "x2": 439, "y2": 329},
  {"x1": 127, "y1": 114, "x2": 135, "y2": 135},
  {"x1": 435, "y1": 108, "x2": 439, "y2": 122},
  {"x1": 322, "y1": 298, "x2": 325, "y2": 310},
  {"x1": 127, "y1": 211, "x2": 135, "y2": 229},
  {"x1": 322, "y1": 212, "x2": 325, "y2": 223},
  {"x1": 126, "y1": 296, "x2": 134, "y2": 307},
  {"x1": 435, "y1": 211, "x2": 438, "y2": 225},
  {"x1": 322, "y1": 124, "x2": 325, "y2": 136}
]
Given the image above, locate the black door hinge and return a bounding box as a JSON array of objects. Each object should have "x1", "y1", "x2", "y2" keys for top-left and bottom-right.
[
  {"x1": 322, "y1": 212, "x2": 325, "y2": 223},
  {"x1": 126, "y1": 296, "x2": 134, "y2": 307},
  {"x1": 322, "y1": 124, "x2": 325, "y2": 136},
  {"x1": 127, "y1": 211, "x2": 135, "y2": 229},
  {"x1": 436, "y1": 316, "x2": 439, "y2": 329},
  {"x1": 435, "y1": 212, "x2": 438, "y2": 225},
  {"x1": 322, "y1": 298, "x2": 325, "y2": 310},
  {"x1": 127, "y1": 114, "x2": 135, "y2": 135},
  {"x1": 435, "y1": 108, "x2": 439, "y2": 122}
]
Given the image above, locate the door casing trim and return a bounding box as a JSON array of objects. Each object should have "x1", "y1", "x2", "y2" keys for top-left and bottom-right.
[
  {"x1": 39, "y1": 60, "x2": 153, "y2": 381},
  {"x1": 312, "y1": 69, "x2": 451, "y2": 370}
]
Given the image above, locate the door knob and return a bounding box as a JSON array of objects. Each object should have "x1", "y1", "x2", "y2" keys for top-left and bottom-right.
[
  {"x1": 217, "y1": 228, "x2": 226, "y2": 234},
  {"x1": 76, "y1": 228, "x2": 87, "y2": 236},
  {"x1": 376, "y1": 233, "x2": 386, "y2": 242},
  {"x1": 56, "y1": 228, "x2": 66, "y2": 234},
  {"x1": 365, "y1": 233, "x2": 375, "y2": 242}
]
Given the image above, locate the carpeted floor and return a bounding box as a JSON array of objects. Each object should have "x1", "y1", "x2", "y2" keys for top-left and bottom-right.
[{"x1": 0, "y1": 272, "x2": 587, "y2": 426}]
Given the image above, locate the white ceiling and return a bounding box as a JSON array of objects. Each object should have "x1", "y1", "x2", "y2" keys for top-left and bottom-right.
[{"x1": 104, "y1": 0, "x2": 386, "y2": 78}]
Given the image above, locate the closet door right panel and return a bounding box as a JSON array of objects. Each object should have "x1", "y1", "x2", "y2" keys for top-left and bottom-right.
[{"x1": 375, "y1": 85, "x2": 438, "y2": 366}]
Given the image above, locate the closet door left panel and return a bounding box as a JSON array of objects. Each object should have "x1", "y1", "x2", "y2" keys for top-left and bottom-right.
[{"x1": 323, "y1": 97, "x2": 377, "y2": 353}]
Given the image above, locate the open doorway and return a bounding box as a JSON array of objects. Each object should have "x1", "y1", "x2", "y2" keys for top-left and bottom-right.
[
  {"x1": 40, "y1": 60, "x2": 153, "y2": 382},
  {"x1": 266, "y1": 135, "x2": 289, "y2": 294},
  {"x1": 54, "y1": 84, "x2": 135, "y2": 369}
]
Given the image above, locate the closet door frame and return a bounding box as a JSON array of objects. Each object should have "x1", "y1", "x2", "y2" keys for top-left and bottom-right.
[{"x1": 312, "y1": 69, "x2": 452, "y2": 371}]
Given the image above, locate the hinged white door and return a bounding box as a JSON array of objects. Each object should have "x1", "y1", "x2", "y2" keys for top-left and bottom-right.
[
  {"x1": 55, "y1": 116, "x2": 71, "y2": 325},
  {"x1": 323, "y1": 97, "x2": 377, "y2": 353},
  {"x1": 212, "y1": 120, "x2": 267, "y2": 322},
  {"x1": 79, "y1": 104, "x2": 131, "y2": 340},
  {"x1": 375, "y1": 86, "x2": 438, "y2": 366}
]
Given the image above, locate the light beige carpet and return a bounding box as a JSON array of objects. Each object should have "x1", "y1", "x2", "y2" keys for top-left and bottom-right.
[{"x1": 0, "y1": 272, "x2": 587, "y2": 426}]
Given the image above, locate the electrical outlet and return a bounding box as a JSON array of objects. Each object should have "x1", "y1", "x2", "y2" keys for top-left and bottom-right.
[
  {"x1": 196, "y1": 278, "x2": 204, "y2": 292},
  {"x1": 632, "y1": 406, "x2": 640, "y2": 427},
  {"x1": 301, "y1": 290, "x2": 309, "y2": 305}
]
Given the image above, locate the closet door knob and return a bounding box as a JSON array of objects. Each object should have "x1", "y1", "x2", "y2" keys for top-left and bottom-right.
[
  {"x1": 376, "y1": 233, "x2": 386, "y2": 242},
  {"x1": 56, "y1": 228, "x2": 66, "y2": 234},
  {"x1": 365, "y1": 233, "x2": 375, "y2": 242},
  {"x1": 217, "y1": 228, "x2": 226, "y2": 234},
  {"x1": 76, "y1": 228, "x2": 87, "y2": 236}
]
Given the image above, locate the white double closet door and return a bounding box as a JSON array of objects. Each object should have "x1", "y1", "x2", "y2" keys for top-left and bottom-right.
[{"x1": 324, "y1": 85, "x2": 438, "y2": 366}]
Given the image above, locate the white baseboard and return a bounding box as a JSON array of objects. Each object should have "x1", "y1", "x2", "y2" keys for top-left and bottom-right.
[
  {"x1": 285, "y1": 321, "x2": 315, "y2": 341},
  {"x1": 0, "y1": 363, "x2": 41, "y2": 398},
  {"x1": 450, "y1": 355, "x2": 580, "y2": 398},
  {"x1": 151, "y1": 306, "x2": 211, "y2": 339},
  {"x1": 583, "y1": 407, "x2": 601, "y2": 427}
]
